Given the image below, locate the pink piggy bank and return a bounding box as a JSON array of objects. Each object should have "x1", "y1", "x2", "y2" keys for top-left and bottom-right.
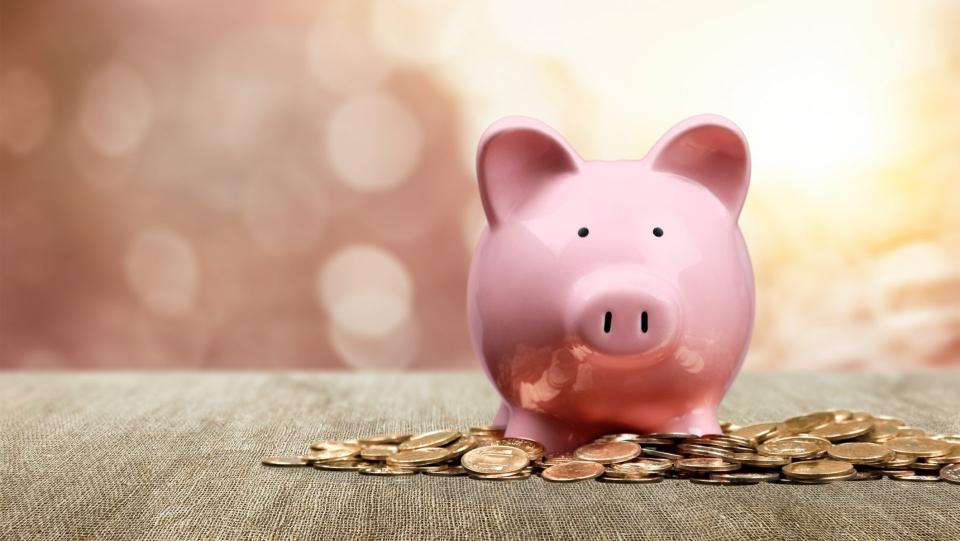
[{"x1": 467, "y1": 115, "x2": 755, "y2": 452}]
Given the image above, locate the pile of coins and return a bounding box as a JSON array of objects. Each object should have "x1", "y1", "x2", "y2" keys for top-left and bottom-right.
[{"x1": 262, "y1": 410, "x2": 960, "y2": 486}]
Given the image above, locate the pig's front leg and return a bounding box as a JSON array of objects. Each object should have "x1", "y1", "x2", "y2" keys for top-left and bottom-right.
[
  {"x1": 504, "y1": 407, "x2": 597, "y2": 452},
  {"x1": 659, "y1": 407, "x2": 722, "y2": 435}
]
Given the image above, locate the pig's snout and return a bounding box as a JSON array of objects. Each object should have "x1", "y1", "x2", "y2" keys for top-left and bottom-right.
[{"x1": 568, "y1": 268, "x2": 680, "y2": 357}]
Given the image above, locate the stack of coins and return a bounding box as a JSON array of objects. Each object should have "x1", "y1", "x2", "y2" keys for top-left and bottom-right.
[{"x1": 261, "y1": 411, "x2": 960, "y2": 486}]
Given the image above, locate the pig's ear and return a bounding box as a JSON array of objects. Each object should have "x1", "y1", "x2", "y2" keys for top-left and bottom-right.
[
  {"x1": 648, "y1": 114, "x2": 750, "y2": 217},
  {"x1": 477, "y1": 116, "x2": 581, "y2": 225}
]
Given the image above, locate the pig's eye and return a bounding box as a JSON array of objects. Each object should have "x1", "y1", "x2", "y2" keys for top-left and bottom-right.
[
  {"x1": 652, "y1": 227, "x2": 664, "y2": 237},
  {"x1": 577, "y1": 227, "x2": 589, "y2": 238}
]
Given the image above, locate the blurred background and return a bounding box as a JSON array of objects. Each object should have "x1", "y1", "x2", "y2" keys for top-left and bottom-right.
[{"x1": 1, "y1": 0, "x2": 958, "y2": 371}]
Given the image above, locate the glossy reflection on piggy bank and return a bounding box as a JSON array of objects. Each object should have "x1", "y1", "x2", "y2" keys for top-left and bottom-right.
[{"x1": 467, "y1": 115, "x2": 755, "y2": 452}]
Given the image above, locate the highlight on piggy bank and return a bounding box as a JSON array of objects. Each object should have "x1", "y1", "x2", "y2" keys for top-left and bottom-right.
[{"x1": 467, "y1": 115, "x2": 755, "y2": 452}]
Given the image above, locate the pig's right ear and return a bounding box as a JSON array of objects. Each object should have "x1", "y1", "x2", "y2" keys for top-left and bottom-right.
[{"x1": 476, "y1": 116, "x2": 580, "y2": 226}]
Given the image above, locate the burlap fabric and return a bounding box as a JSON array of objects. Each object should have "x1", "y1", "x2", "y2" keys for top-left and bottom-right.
[{"x1": 1, "y1": 372, "x2": 958, "y2": 540}]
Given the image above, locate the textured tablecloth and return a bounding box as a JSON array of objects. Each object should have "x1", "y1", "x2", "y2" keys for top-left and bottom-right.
[{"x1": 1, "y1": 371, "x2": 958, "y2": 541}]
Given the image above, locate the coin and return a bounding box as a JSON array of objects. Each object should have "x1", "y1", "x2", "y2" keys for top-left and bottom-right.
[
  {"x1": 469, "y1": 471, "x2": 531, "y2": 481},
  {"x1": 884, "y1": 437, "x2": 952, "y2": 457},
  {"x1": 443, "y1": 437, "x2": 477, "y2": 459},
  {"x1": 539, "y1": 451, "x2": 577, "y2": 466},
  {"x1": 728, "y1": 422, "x2": 779, "y2": 443},
  {"x1": 542, "y1": 460, "x2": 606, "y2": 482},
  {"x1": 647, "y1": 432, "x2": 695, "y2": 440},
  {"x1": 304, "y1": 446, "x2": 360, "y2": 463},
  {"x1": 643, "y1": 448, "x2": 683, "y2": 460},
  {"x1": 782, "y1": 459, "x2": 855, "y2": 480},
  {"x1": 848, "y1": 471, "x2": 883, "y2": 481},
  {"x1": 677, "y1": 443, "x2": 735, "y2": 459},
  {"x1": 610, "y1": 459, "x2": 674, "y2": 474},
  {"x1": 925, "y1": 445, "x2": 960, "y2": 465},
  {"x1": 758, "y1": 436, "x2": 830, "y2": 459},
  {"x1": 261, "y1": 456, "x2": 309, "y2": 467},
  {"x1": 827, "y1": 442, "x2": 892, "y2": 464},
  {"x1": 496, "y1": 437, "x2": 546, "y2": 461},
  {"x1": 360, "y1": 445, "x2": 398, "y2": 461},
  {"x1": 691, "y1": 477, "x2": 757, "y2": 486},
  {"x1": 859, "y1": 420, "x2": 900, "y2": 442},
  {"x1": 780, "y1": 412, "x2": 835, "y2": 435},
  {"x1": 359, "y1": 465, "x2": 416, "y2": 476},
  {"x1": 314, "y1": 459, "x2": 368, "y2": 470},
  {"x1": 730, "y1": 452, "x2": 790, "y2": 468},
  {"x1": 675, "y1": 457, "x2": 740, "y2": 472},
  {"x1": 786, "y1": 472, "x2": 856, "y2": 484},
  {"x1": 386, "y1": 447, "x2": 451, "y2": 466},
  {"x1": 810, "y1": 420, "x2": 874, "y2": 442},
  {"x1": 597, "y1": 475, "x2": 664, "y2": 484},
  {"x1": 711, "y1": 472, "x2": 780, "y2": 483},
  {"x1": 940, "y1": 463, "x2": 960, "y2": 484},
  {"x1": 398, "y1": 430, "x2": 461, "y2": 450},
  {"x1": 575, "y1": 441, "x2": 642, "y2": 464},
  {"x1": 423, "y1": 465, "x2": 467, "y2": 476},
  {"x1": 461, "y1": 445, "x2": 529, "y2": 474},
  {"x1": 892, "y1": 475, "x2": 941, "y2": 482}
]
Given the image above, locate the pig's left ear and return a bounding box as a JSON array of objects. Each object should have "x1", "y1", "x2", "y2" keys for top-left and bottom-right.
[
  {"x1": 647, "y1": 114, "x2": 750, "y2": 217},
  {"x1": 477, "y1": 116, "x2": 581, "y2": 225}
]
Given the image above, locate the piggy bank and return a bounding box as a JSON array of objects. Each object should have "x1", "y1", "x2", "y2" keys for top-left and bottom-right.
[{"x1": 467, "y1": 115, "x2": 755, "y2": 452}]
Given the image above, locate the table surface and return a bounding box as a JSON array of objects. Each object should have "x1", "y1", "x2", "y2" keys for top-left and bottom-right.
[{"x1": 1, "y1": 371, "x2": 958, "y2": 541}]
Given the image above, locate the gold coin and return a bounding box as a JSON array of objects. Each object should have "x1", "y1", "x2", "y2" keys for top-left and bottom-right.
[
  {"x1": 895, "y1": 427, "x2": 926, "y2": 438},
  {"x1": 675, "y1": 457, "x2": 740, "y2": 472},
  {"x1": 358, "y1": 433, "x2": 411, "y2": 445},
  {"x1": 469, "y1": 471, "x2": 531, "y2": 481},
  {"x1": 758, "y1": 436, "x2": 830, "y2": 459},
  {"x1": 939, "y1": 463, "x2": 960, "y2": 484},
  {"x1": 304, "y1": 445, "x2": 360, "y2": 463},
  {"x1": 496, "y1": 437, "x2": 546, "y2": 461},
  {"x1": 461, "y1": 445, "x2": 529, "y2": 474},
  {"x1": 858, "y1": 420, "x2": 900, "y2": 442},
  {"x1": 828, "y1": 409, "x2": 853, "y2": 422},
  {"x1": 598, "y1": 474, "x2": 664, "y2": 484},
  {"x1": 575, "y1": 441, "x2": 642, "y2": 463},
  {"x1": 892, "y1": 475, "x2": 942, "y2": 482},
  {"x1": 711, "y1": 472, "x2": 780, "y2": 483},
  {"x1": 443, "y1": 436, "x2": 477, "y2": 459},
  {"x1": 310, "y1": 439, "x2": 360, "y2": 451},
  {"x1": 358, "y1": 465, "x2": 416, "y2": 476},
  {"x1": 261, "y1": 456, "x2": 309, "y2": 467},
  {"x1": 730, "y1": 452, "x2": 790, "y2": 468},
  {"x1": 827, "y1": 442, "x2": 892, "y2": 464},
  {"x1": 933, "y1": 434, "x2": 960, "y2": 445},
  {"x1": 360, "y1": 445, "x2": 398, "y2": 461},
  {"x1": 542, "y1": 460, "x2": 606, "y2": 482},
  {"x1": 690, "y1": 477, "x2": 757, "y2": 486},
  {"x1": 647, "y1": 432, "x2": 695, "y2": 440},
  {"x1": 810, "y1": 420, "x2": 874, "y2": 442},
  {"x1": 539, "y1": 451, "x2": 577, "y2": 466},
  {"x1": 700, "y1": 433, "x2": 754, "y2": 448},
  {"x1": 877, "y1": 453, "x2": 917, "y2": 467},
  {"x1": 597, "y1": 433, "x2": 642, "y2": 442},
  {"x1": 423, "y1": 465, "x2": 467, "y2": 477},
  {"x1": 786, "y1": 472, "x2": 856, "y2": 484},
  {"x1": 782, "y1": 459, "x2": 855, "y2": 480},
  {"x1": 924, "y1": 445, "x2": 960, "y2": 465},
  {"x1": 780, "y1": 412, "x2": 835, "y2": 435},
  {"x1": 313, "y1": 459, "x2": 368, "y2": 470},
  {"x1": 728, "y1": 422, "x2": 779, "y2": 443},
  {"x1": 643, "y1": 448, "x2": 684, "y2": 460},
  {"x1": 398, "y1": 430, "x2": 461, "y2": 450},
  {"x1": 884, "y1": 437, "x2": 952, "y2": 457},
  {"x1": 610, "y1": 459, "x2": 674, "y2": 474},
  {"x1": 677, "y1": 443, "x2": 735, "y2": 459},
  {"x1": 386, "y1": 447, "x2": 451, "y2": 466}
]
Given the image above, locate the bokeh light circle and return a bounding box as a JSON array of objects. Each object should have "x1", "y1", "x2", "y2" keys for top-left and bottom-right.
[
  {"x1": 0, "y1": 67, "x2": 53, "y2": 154},
  {"x1": 125, "y1": 229, "x2": 200, "y2": 317},
  {"x1": 329, "y1": 316, "x2": 420, "y2": 370},
  {"x1": 317, "y1": 244, "x2": 413, "y2": 339},
  {"x1": 326, "y1": 93, "x2": 423, "y2": 192},
  {"x1": 79, "y1": 63, "x2": 154, "y2": 156}
]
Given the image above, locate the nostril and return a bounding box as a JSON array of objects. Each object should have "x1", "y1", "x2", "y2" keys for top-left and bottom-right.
[
  {"x1": 641, "y1": 311, "x2": 648, "y2": 334},
  {"x1": 603, "y1": 311, "x2": 612, "y2": 334}
]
